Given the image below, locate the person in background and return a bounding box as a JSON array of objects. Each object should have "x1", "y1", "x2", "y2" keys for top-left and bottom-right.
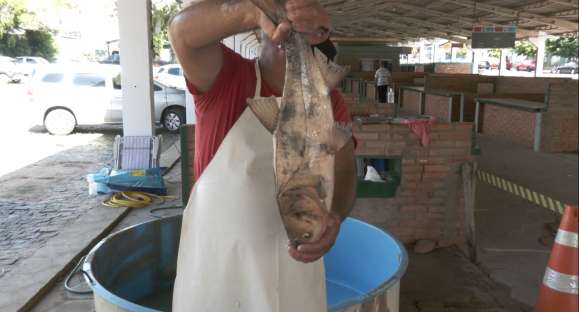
[{"x1": 375, "y1": 61, "x2": 391, "y2": 103}]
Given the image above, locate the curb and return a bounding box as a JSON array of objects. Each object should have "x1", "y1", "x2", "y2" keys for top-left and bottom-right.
[{"x1": 11, "y1": 142, "x2": 181, "y2": 312}]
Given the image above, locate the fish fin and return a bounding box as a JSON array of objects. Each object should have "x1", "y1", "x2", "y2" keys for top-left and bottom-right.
[
  {"x1": 331, "y1": 122, "x2": 353, "y2": 153},
  {"x1": 247, "y1": 97, "x2": 280, "y2": 133},
  {"x1": 313, "y1": 47, "x2": 350, "y2": 89}
]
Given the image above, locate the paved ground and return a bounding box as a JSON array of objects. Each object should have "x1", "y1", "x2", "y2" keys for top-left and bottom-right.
[
  {"x1": 0, "y1": 132, "x2": 178, "y2": 311},
  {"x1": 0, "y1": 135, "x2": 114, "y2": 276},
  {"x1": 400, "y1": 247, "x2": 529, "y2": 312},
  {"x1": 474, "y1": 135, "x2": 578, "y2": 307},
  {"x1": 0, "y1": 82, "x2": 180, "y2": 310},
  {"x1": 30, "y1": 164, "x2": 184, "y2": 312},
  {"x1": 0, "y1": 80, "x2": 575, "y2": 312}
]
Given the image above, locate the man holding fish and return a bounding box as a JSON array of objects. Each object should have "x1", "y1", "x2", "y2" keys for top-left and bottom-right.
[{"x1": 169, "y1": 0, "x2": 357, "y2": 310}]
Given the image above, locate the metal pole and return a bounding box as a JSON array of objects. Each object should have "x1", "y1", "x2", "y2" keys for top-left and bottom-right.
[
  {"x1": 448, "y1": 96, "x2": 453, "y2": 122},
  {"x1": 498, "y1": 49, "x2": 503, "y2": 77},
  {"x1": 459, "y1": 94, "x2": 465, "y2": 122},
  {"x1": 534, "y1": 112, "x2": 543, "y2": 152},
  {"x1": 420, "y1": 91, "x2": 426, "y2": 115},
  {"x1": 474, "y1": 100, "x2": 481, "y2": 134}
]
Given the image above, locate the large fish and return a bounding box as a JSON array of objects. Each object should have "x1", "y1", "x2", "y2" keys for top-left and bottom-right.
[{"x1": 247, "y1": 0, "x2": 351, "y2": 247}]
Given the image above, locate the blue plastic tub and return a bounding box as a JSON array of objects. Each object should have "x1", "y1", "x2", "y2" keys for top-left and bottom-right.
[{"x1": 83, "y1": 216, "x2": 407, "y2": 312}]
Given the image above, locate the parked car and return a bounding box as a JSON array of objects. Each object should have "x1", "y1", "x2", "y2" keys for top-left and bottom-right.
[
  {"x1": 29, "y1": 64, "x2": 187, "y2": 135},
  {"x1": 478, "y1": 61, "x2": 491, "y2": 70},
  {"x1": 0, "y1": 56, "x2": 23, "y2": 83},
  {"x1": 14, "y1": 56, "x2": 49, "y2": 78},
  {"x1": 154, "y1": 64, "x2": 186, "y2": 90},
  {"x1": 515, "y1": 60, "x2": 536, "y2": 71},
  {"x1": 553, "y1": 61, "x2": 578, "y2": 74}
]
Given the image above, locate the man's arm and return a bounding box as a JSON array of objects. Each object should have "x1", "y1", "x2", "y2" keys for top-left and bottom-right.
[
  {"x1": 331, "y1": 139, "x2": 357, "y2": 220},
  {"x1": 288, "y1": 139, "x2": 357, "y2": 263},
  {"x1": 168, "y1": 0, "x2": 259, "y2": 92}
]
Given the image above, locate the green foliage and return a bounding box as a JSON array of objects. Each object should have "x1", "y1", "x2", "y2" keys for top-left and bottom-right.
[
  {"x1": 0, "y1": 0, "x2": 28, "y2": 36},
  {"x1": 0, "y1": 0, "x2": 57, "y2": 60},
  {"x1": 488, "y1": 49, "x2": 501, "y2": 58},
  {"x1": 151, "y1": 1, "x2": 179, "y2": 57},
  {"x1": 546, "y1": 35, "x2": 578, "y2": 60},
  {"x1": 514, "y1": 40, "x2": 537, "y2": 57},
  {"x1": 0, "y1": 29, "x2": 57, "y2": 61}
]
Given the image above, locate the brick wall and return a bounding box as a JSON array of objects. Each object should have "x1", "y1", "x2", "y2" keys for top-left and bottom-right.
[
  {"x1": 480, "y1": 80, "x2": 578, "y2": 152},
  {"x1": 542, "y1": 81, "x2": 579, "y2": 152},
  {"x1": 348, "y1": 104, "x2": 395, "y2": 117},
  {"x1": 401, "y1": 89, "x2": 422, "y2": 114},
  {"x1": 343, "y1": 92, "x2": 395, "y2": 117},
  {"x1": 482, "y1": 105, "x2": 536, "y2": 148},
  {"x1": 425, "y1": 95, "x2": 451, "y2": 122},
  {"x1": 352, "y1": 122, "x2": 475, "y2": 246}
]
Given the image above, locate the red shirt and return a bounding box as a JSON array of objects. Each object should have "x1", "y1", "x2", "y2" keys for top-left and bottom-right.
[{"x1": 187, "y1": 45, "x2": 352, "y2": 179}]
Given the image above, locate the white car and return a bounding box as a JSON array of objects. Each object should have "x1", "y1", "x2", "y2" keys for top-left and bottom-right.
[
  {"x1": 0, "y1": 56, "x2": 23, "y2": 83},
  {"x1": 154, "y1": 64, "x2": 186, "y2": 90},
  {"x1": 14, "y1": 56, "x2": 49, "y2": 78},
  {"x1": 29, "y1": 64, "x2": 187, "y2": 135}
]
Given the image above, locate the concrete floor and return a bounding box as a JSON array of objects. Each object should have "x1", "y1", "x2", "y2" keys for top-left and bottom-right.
[
  {"x1": 1, "y1": 122, "x2": 576, "y2": 311},
  {"x1": 474, "y1": 135, "x2": 578, "y2": 307}
]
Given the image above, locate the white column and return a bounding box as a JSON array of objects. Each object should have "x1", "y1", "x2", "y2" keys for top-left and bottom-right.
[
  {"x1": 118, "y1": 0, "x2": 155, "y2": 136},
  {"x1": 185, "y1": 92, "x2": 196, "y2": 124},
  {"x1": 499, "y1": 49, "x2": 508, "y2": 76},
  {"x1": 530, "y1": 32, "x2": 547, "y2": 78},
  {"x1": 472, "y1": 49, "x2": 481, "y2": 74}
]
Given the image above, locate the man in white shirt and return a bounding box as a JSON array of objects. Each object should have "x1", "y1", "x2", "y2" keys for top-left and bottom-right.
[{"x1": 374, "y1": 61, "x2": 391, "y2": 103}]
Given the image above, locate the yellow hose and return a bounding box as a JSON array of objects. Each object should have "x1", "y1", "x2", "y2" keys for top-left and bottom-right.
[{"x1": 102, "y1": 191, "x2": 175, "y2": 208}]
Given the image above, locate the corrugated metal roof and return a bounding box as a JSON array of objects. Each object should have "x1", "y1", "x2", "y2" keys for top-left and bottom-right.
[{"x1": 325, "y1": 0, "x2": 578, "y2": 43}]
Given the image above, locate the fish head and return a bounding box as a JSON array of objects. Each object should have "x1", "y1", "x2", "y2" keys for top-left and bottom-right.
[{"x1": 278, "y1": 186, "x2": 327, "y2": 246}]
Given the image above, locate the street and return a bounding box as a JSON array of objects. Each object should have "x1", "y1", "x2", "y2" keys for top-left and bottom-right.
[
  {"x1": 0, "y1": 83, "x2": 106, "y2": 177},
  {"x1": 0, "y1": 82, "x2": 178, "y2": 178}
]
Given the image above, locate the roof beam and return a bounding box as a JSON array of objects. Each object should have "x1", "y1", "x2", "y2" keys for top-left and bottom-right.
[
  {"x1": 377, "y1": 11, "x2": 472, "y2": 37},
  {"x1": 390, "y1": 3, "x2": 535, "y2": 37},
  {"x1": 331, "y1": 37, "x2": 400, "y2": 43},
  {"x1": 546, "y1": 0, "x2": 579, "y2": 7},
  {"x1": 550, "y1": 8, "x2": 579, "y2": 16},
  {"x1": 333, "y1": 24, "x2": 406, "y2": 42},
  {"x1": 355, "y1": 17, "x2": 469, "y2": 43},
  {"x1": 437, "y1": 0, "x2": 578, "y2": 31}
]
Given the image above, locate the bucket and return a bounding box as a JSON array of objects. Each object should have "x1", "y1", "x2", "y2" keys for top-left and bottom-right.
[{"x1": 83, "y1": 216, "x2": 407, "y2": 311}]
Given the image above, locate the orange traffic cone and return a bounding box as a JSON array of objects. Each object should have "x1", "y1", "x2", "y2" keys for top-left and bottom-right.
[{"x1": 535, "y1": 205, "x2": 578, "y2": 312}]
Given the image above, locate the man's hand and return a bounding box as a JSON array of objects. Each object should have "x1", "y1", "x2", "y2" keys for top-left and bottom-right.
[
  {"x1": 288, "y1": 212, "x2": 340, "y2": 263},
  {"x1": 258, "y1": 0, "x2": 331, "y2": 45}
]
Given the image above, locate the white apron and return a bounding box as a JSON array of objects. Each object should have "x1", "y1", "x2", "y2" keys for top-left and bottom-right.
[{"x1": 172, "y1": 61, "x2": 327, "y2": 312}]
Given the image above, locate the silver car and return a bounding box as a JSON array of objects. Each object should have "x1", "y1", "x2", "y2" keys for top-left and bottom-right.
[
  {"x1": 0, "y1": 56, "x2": 23, "y2": 83},
  {"x1": 29, "y1": 64, "x2": 186, "y2": 135}
]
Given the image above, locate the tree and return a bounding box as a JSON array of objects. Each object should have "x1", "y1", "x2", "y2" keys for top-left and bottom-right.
[
  {"x1": 0, "y1": 0, "x2": 29, "y2": 36},
  {"x1": 488, "y1": 49, "x2": 501, "y2": 58},
  {"x1": 0, "y1": 0, "x2": 57, "y2": 61},
  {"x1": 513, "y1": 40, "x2": 537, "y2": 58},
  {"x1": 546, "y1": 35, "x2": 578, "y2": 61},
  {"x1": 151, "y1": 1, "x2": 180, "y2": 58}
]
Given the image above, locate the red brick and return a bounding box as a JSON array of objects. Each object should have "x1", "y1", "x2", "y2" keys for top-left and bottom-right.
[
  {"x1": 402, "y1": 158, "x2": 416, "y2": 165},
  {"x1": 400, "y1": 205, "x2": 428, "y2": 214},
  {"x1": 455, "y1": 141, "x2": 472, "y2": 148},
  {"x1": 431, "y1": 123, "x2": 453, "y2": 130},
  {"x1": 425, "y1": 164, "x2": 450, "y2": 173},
  {"x1": 355, "y1": 132, "x2": 379, "y2": 140},
  {"x1": 356, "y1": 148, "x2": 384, "y2": 155},
  {"x1": 361, "y1": 124, "x2": 388, "y2": 132},
  {"x1": 366, "y1": 141, "x2": 387, "y2": 148}
]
